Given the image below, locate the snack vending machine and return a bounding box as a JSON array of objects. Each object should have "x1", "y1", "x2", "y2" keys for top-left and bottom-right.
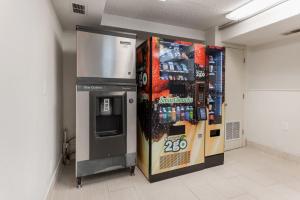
[
  {"x1": 205, "y1": 46, "x2": 225, "y2": 166},
  {"x1": 136, "y1": 37, "x2": 208, "y2": 182}
]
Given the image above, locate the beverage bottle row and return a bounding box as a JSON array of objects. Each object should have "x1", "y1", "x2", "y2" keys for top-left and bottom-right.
[
  {"x1": 161, "y1": 74, "x2": 188, "y2": 81},
  {"x1": 159, "y1": 105, "x2": 193, "y2": 123}
]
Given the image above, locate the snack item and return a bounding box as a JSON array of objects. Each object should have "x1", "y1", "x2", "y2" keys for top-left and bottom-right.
[
  {"x1": 181, "y1": 63, "x2": 188, "y2": 72},
  {"x1": 176, "y1": 106, "x2": 181, "y2": 121},
  {"x1": 162, "y1": 63, "x2": 169, "y2": 71},
  {"x1": 180, "y1": 106, "x2": 185, "y2": 121},
  {"x1": 168, "y1": 62, "x2": 175, "y2": 71}
]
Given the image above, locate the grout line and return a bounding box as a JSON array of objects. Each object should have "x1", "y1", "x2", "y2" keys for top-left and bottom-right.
[
  {"x1": 133, "y1": 183, "x2": 144, "y2": 200},
  {"x1": 179, "y1": 178, "x2": 201, "y2": 200}
]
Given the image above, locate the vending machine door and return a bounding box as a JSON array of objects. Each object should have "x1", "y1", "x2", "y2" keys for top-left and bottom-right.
[
  {"x1": 149, "y1": 37, "x2": 205, "y2": 178},
  {"x1": 205, "y1": 46, "x2": 225, "y2": 157}
]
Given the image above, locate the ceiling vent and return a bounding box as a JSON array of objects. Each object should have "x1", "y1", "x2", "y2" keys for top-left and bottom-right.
[
  {"x1": 282, "y1": 28, "x2": 300, "y2": 36},
  {"x1": 72, "y1": 3, "x2": 86, "y2": 15}
]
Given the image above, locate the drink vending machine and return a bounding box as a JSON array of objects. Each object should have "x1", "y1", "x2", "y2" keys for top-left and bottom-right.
[
  {"x1": 205, "y1": 46, "x2": 225, "y2": 167},
  {"x1": 136, "y1": 37, "x2": 225, "y2": 182}
]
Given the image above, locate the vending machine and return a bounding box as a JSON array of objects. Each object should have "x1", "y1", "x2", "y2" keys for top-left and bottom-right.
[
  {"x1": 136, "y1": 37, "x2": 208, "y2": 182},
  {"x1": 205, "y1": 46, "x2": 225, "y2": 167}
]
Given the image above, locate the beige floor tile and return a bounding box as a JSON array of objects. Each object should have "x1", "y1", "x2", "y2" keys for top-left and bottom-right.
[
  {"x1": 285, "y1": 179, "x2": 300, "y2": 192},
  {"x1": 206, "y1": 177, "x2": 247, "y2": 199},
  {"x1": 108, "y1": 187, "x2": 138, "y2": 200},
  {"x1": 210, "y1": 163, "x2": 240, "y2": 179},
  {"x1": 230, "y1": 194, "x2": 257, "y2": 200},
  {"x1": 242, "y1": 170, "x2": 278, "y2": 187},
  {"x1": 187, "y1": 183, "x2": 228, "y2": 200},
  {"x1": 138, "y1": 178, "x2": 199, "y2": 200},
  {"x1": 228, "y1": 175, "x2": 264, "y2": 196},
  {"x1": 179, "y1": 169, "x2": 219, "y2": 188},
  {"x1": 268, "y1": 184, "x2": 300, "y2": 200},
  {"x1": 105, "y1": 172, "x2": 135, "y2": 192},
  {"x1": 49, "y1": 147, "x2": 300, "y2": 200}
]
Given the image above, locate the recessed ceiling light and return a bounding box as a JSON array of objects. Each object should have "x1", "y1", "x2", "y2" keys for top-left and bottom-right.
[
  {"x1": 159, "y1": 0, "x2": 167, "y2": 2},
  {"x1": 226, "y1": 0, "x2": 287, "y2": 21}
]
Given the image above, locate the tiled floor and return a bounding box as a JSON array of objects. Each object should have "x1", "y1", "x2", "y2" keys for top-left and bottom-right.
[{"x1": 48, "y1": 147, "x2": 300, "y2": 200}]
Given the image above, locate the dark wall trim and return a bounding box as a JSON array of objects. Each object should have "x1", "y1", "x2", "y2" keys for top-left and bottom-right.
[{"x1": 149, "y1": 163, "x2": 205, "y2": 183}]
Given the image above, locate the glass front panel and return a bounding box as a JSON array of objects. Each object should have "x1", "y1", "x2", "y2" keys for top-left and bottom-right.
[
  {"x1": 207, "y1": 50, "x2": 224, "y2": 125},
  {"x1": 150, "y1": 37, "x2": 206, "y2": 175},
  {"x1": 95, "y1": 96, "x2": 123, "y2": 137},
  {"x1": 159, "y1": 39, "x2": 195, "y2": 81}
]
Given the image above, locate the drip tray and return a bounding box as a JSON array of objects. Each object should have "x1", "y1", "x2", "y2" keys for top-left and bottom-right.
[{"x1": 96, "y1": 130, "x2": 120, "y2": 137}]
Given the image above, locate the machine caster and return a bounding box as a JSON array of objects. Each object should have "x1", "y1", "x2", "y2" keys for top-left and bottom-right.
[
  {"x1": 76, "y1": 177, "x2": 82, "y2": 188},
  {"x1": 130, "y1": 166, "x2": 135, "y2": 176}
]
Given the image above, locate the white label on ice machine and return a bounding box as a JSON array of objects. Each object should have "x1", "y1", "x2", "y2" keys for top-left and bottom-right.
[{"x1": 104, "y1": 99, "x2": 110, "y2": 112}]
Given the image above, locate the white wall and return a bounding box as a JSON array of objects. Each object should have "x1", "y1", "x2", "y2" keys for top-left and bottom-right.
[
  {"x1": 62, "y1": 31, "x2": 77, "y2": 152},
  {"x1": 101, "y1": 14, "x2": 205, "y2": 41},
  {"x1": 245, "y1": 36, "x2": 300, "y2": 157},
  {"x1": 0, "y1": 1, "x2": 63, "y2": 200}
]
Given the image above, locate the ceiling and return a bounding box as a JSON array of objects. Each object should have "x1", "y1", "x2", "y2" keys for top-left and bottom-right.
[
  {"x1": 104, "y1": 0, "x2": 250, "y2": 30},
  {"x1": 224, "y1": 13, "x2": 300, "y2": 46},
  {"x1": 51, "y1": 0, "x2": 250, "y2": 31}
]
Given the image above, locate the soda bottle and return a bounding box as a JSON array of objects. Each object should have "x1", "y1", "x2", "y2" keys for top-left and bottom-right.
[
  {"x1": 189, "y1": 106, "x2": 193, "y2": 120},
  {"x1": 176, "y1": 106, "x2": 181, "y2": 121},
  {"x1": 180, "y1": 106, "x2": 185, "y2": 121},
  {"x1": 171, "y1": 107, "x2": 176, "y2": 122},
  {"x1": 168, "y1": 107, "x2": 172, "y2": 123},
  {"x1": 159, "y1": 107, "x2": 163, "y2": 123},
  {"x1": 162, "y1": 107, "x2": 167, "y2": 123},
  {"x1": 185, "y1": 106, "x2": 190, "y2": 121}
]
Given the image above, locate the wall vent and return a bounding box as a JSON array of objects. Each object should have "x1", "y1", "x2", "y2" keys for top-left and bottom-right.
[
  {"x1": 282, "y1": 28, "x2": 300, "y2": 36},
  {"x1": 226, "y1": 121, "x2": 240, "y2": 140},
  {"x1": 72, "y1": 3, "x2": 86, "y2": 15}
]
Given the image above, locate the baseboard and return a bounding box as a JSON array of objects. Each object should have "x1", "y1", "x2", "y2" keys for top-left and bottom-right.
[
  {"x1": 247, "y1": 141, "x2": 300, "y2": 164},
  {"x1": 205, "y1": 153, "x2": 224, "y2": 168},
  {"x1": 148, "y1": 163, "x2": 205, "y2": 183},
  {"x1": 44, "y1": 156, "x2": 63, "y2": 200}
]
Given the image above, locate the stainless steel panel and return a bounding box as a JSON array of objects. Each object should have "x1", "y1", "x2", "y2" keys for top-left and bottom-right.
[
  {"x1": 76, "y1": 153, "x2": 136, "y2": 177},
  {"x1": 77, "y1": 31, "x2": 136, "y2": 79},
  {"x1": 126, "y1": 91, "x2": 137, "y2": 154},
  {"x1": 76, "y1": 90, "x2": 90, "y2": 163},
  {"x1": 77, "y1": 156, "x2": 125, "y2": 177},
  {"x1": 126, "y1": 152, "x2": 136, "y2": 167}
]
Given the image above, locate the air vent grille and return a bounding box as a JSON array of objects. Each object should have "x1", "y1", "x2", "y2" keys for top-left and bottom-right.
[
  {"x1": 160, "y1": 151, "x2": 190, "y2": 169},
  {"x1": 72, "y1": 3, "x2": 86, "y2": 14},
  {"x1": 226, "y1": 121, "x2": 240, "y2": 140}
]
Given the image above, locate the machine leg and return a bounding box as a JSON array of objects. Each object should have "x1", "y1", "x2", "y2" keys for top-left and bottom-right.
[
  {"x1": 130, "y1": 166, "x2": 135, "y2": 176},
  {"x1": 76, "y1": 177, "x2": 82, "y2": 188}
]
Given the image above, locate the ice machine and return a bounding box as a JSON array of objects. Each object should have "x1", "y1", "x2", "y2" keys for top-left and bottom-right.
[{"x1": 76, "y1": 27, "x2": 137, "y2": 187}]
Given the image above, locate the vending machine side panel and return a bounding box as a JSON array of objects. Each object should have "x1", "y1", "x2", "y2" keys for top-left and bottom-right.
[{"x1": 136, "y1": 39, "x2": 152, "y2": 178}]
